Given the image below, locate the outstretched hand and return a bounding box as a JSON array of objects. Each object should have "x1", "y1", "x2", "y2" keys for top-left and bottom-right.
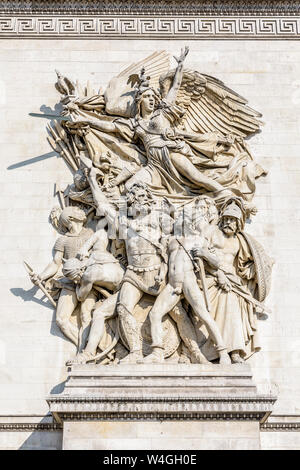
[{"x1": 174, "y1": 46, "x2": 189, "y2": 64}]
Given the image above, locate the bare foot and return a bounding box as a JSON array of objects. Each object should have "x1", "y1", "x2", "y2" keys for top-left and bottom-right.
[
  {"x1": 119, "y1": 351, "x2": 143, "y2": 364},
  {"x1": 142, "y1": 349, "x2": 164, "y2": 364},
  {"x1": 178, "y1": 354, "x2": 190, "y2": 364},
  {"x1": 66, "y1": 350, "x2": 96, "y2": 366},
  {"x1": 190, "y1": 349, "x2": 210, "y2": 364},
  {"x1": 219, "y1": 350, "x2": 232, "y2": 365},
  {"x1": 231, "y1": 351, "x2": 245, "y2": 364}
]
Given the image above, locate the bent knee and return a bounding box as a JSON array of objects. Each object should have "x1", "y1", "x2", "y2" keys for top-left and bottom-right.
[
  {"x1": 81, "y1": 271, "x2": 94, "y2": 284},
  {"x1": 149, "y1": 308, "x2": 162, "y2": 322}
]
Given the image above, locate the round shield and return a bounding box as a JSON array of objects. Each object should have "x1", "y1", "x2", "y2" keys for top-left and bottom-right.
[{"x1": 118, "y1": 295, "x2": 181, "y2": 358}]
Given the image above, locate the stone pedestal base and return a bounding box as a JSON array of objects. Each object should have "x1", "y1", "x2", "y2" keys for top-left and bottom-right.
[
  {"x1": 63, "y1": 420, "x2": 260, "y2": 450},
  {"x1": 47, "y1": 364, "x2": 276, "y2": 450}
]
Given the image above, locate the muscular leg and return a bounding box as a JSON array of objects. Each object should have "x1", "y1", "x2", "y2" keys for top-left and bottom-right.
[
  {"x1": 76, "y1": 268, "x2": 97, "y2": 302},
  {"x1": 66, "y1": 293, "x2": 118, "y2": 365},
  {"x1": 169, "y1": 302, "x2": 209, "y2": 364},
  {"x1": 118, "y1": 282, "x2": 143, "y2": 363},
  {"x1": 79, "y1": 291, "x2": 97, "y2": 352},
  {"x1": 143, "y1": 284, "x2": 180, "y2": 363},
  {"x1": 149, "y1": 284, "x2": 180, "y2": 348},
  {"x1": 56, "y1": 288, "x2": 79, "y2": 346},
  {"x1": 182, "y1": 275, "x2": 231, "y2": 364},
  {"x1": 76, "y1": 279, "x2": 93, "y2": 303},
  {"x1": 85, "y1": 293, "x2": 118, "y2": 354},
  {"x1": 171, "y1": 153, "x2": 224, "y2": 192}
]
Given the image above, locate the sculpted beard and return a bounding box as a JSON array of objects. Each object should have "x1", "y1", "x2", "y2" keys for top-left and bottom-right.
[
  {"x1": 222, "y1": 221, "x2": 237, "y2": 235},
  {"x1": 131, "y1": 199, "x2": 152, "y2": 214}
]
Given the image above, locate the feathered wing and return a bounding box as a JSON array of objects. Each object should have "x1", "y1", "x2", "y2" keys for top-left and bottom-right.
[
  {"x1": 160, "y1": 69, "x2": 263, "y2": 138},
  {"x1": 105, "y1": 50, "x2": 171, "y2": 117}
]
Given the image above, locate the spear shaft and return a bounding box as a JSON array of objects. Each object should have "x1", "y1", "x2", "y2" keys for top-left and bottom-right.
[{"x1": 23, "y1": 261, "x2": 57, "y2": 308}]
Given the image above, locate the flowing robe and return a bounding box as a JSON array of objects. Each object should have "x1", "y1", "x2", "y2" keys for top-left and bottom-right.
[
  {"x1": 201, "y1": 233, "x2": 261, "y2": 360},
  {"x1": 79, "y1": 100, "x2": 265, "y2": 205}
]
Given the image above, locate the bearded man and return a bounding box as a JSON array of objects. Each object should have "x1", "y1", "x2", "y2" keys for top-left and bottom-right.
[{"x1": 194, "y1": 199, "x2": 273, "y2": 363}]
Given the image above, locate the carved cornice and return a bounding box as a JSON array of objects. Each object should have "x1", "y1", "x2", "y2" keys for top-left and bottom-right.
[
  {"x1": 59, "y1": 412, "x2": 266, "y2": 421},
  {"x1": 47, "y1": 394, "x2": 276, "y2": 424},
  {"x1": 47, "y1": 395, "x2": 277, "y2": 404},
  {"x1": 261, "y1": 422, "x2": 300, "y2": 431},
  {"x1": 1, "y1": 15, "x2": 300, "y2": 38},
  {"x1": 0, "y1": 1, "x2": 300, "y2": 16},
  {"x1": 1, "y1": 420, "x2": 299, "y2": 431},
  {"x1": 1, "y1": 421, "x2": 299, "y2": 431},
  {"x1": 0, "y1": 423, "x2": 62, "y2": 432}
]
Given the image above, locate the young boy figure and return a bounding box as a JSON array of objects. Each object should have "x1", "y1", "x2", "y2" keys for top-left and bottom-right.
[{"x1": 143, "y1": 199, "x2": 231, "y2": 364}]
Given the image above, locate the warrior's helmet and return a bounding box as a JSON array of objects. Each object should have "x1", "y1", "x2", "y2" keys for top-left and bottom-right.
[
  {"x1": 59, "y1": 206, "x2": 87, "y2": 230},
  {"x1": 220, "y1": 198, "x2": 246, "y2": 232}
]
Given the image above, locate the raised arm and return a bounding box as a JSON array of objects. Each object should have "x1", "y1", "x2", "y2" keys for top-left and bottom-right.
[
  {"x1": 166, "y1": 46, "x2": 189, "y2": 105},
  {"x1": 78, "y1": 218, "x2": 109, "y2": 260},
  {"x1": 87, "y1": 166, "x2": 117, "y2": 225},
  {"x1": 77, "y1": 233, "x2": 99, "y2": 260}
]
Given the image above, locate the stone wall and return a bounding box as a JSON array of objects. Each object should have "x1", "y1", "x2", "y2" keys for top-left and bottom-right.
[{"x1": 0, "y1": 38, "x2": 300, "y2": 449}]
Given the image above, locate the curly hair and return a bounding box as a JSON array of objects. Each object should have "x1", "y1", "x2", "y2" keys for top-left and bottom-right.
[{"x1": 126, "y1": 182, "x2": 154, "y2": 206}]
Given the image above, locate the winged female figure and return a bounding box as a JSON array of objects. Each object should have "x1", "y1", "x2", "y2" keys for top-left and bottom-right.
[{"x1": 61, "y1": 47, "x2": 265, "y2": 207}]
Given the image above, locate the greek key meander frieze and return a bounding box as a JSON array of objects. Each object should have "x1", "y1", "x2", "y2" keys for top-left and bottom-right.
[{"x1": 1, "y1": 15, "x2": 300, "y2": 38}]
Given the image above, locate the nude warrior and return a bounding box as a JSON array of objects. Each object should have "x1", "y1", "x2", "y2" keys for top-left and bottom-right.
[{"x1": 143, "y1": 199, "x2": 231, "y2": 364}]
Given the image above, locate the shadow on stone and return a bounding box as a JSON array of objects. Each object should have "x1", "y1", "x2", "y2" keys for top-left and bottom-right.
[
  {"x1": 40, "y1": 103, "x2": 63, "y2": 116},
  {"x1": 28, "y1": 102, "x2": 65, "y2": 121},
  {"x1": 18, "y1": 415, "x2": 62, "y2": 450},
  {"x1": 7, "y1": 151, "x2": 58, "y2": 171},
  {"x1": 10, "y1": 287, "x2": 54, "y2": 310},
  {"x1": 50, "y1": 380, "x2": 67, "y2": 395}
]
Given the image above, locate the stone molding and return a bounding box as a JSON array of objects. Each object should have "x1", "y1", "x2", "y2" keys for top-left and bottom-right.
[
  {"x1": 47, "y1": 394, "x2": 276, "y2": 424},
  {"x1": 0, "y1": 1, "x2": 300, "y2": 16},
  {"x1": 261, "y1": 422, "x2": 300, "y2": 431},
  {"x1": 1, "y1": 15, "x2": 300, "y2": 38},
  {"x1": 58, "y1": 412, "x2": 266, "y2": 421},
  {"x1": 0, "y1": 423, "x2": 62, "y2": 431},
  {"x1": 1, "y1": 419, "x2": 299, "y2": 432},
  {"x1": 47, "y1": 364, "x2": 277, "y2": 425}
]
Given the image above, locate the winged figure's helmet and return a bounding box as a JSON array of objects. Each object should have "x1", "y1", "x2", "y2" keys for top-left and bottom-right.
[{"x1": 133, "y1": 67, "x2": 161, "y2": 110}]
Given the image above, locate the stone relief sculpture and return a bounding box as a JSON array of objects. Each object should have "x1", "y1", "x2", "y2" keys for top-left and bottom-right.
[{"x1": 26, "y1": 47, "x2": 273, "y2": 365}]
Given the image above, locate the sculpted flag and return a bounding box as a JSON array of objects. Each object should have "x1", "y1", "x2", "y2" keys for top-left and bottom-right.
[{"x1": 25, "y1": 47, "x2": 272, "y2": 366}]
